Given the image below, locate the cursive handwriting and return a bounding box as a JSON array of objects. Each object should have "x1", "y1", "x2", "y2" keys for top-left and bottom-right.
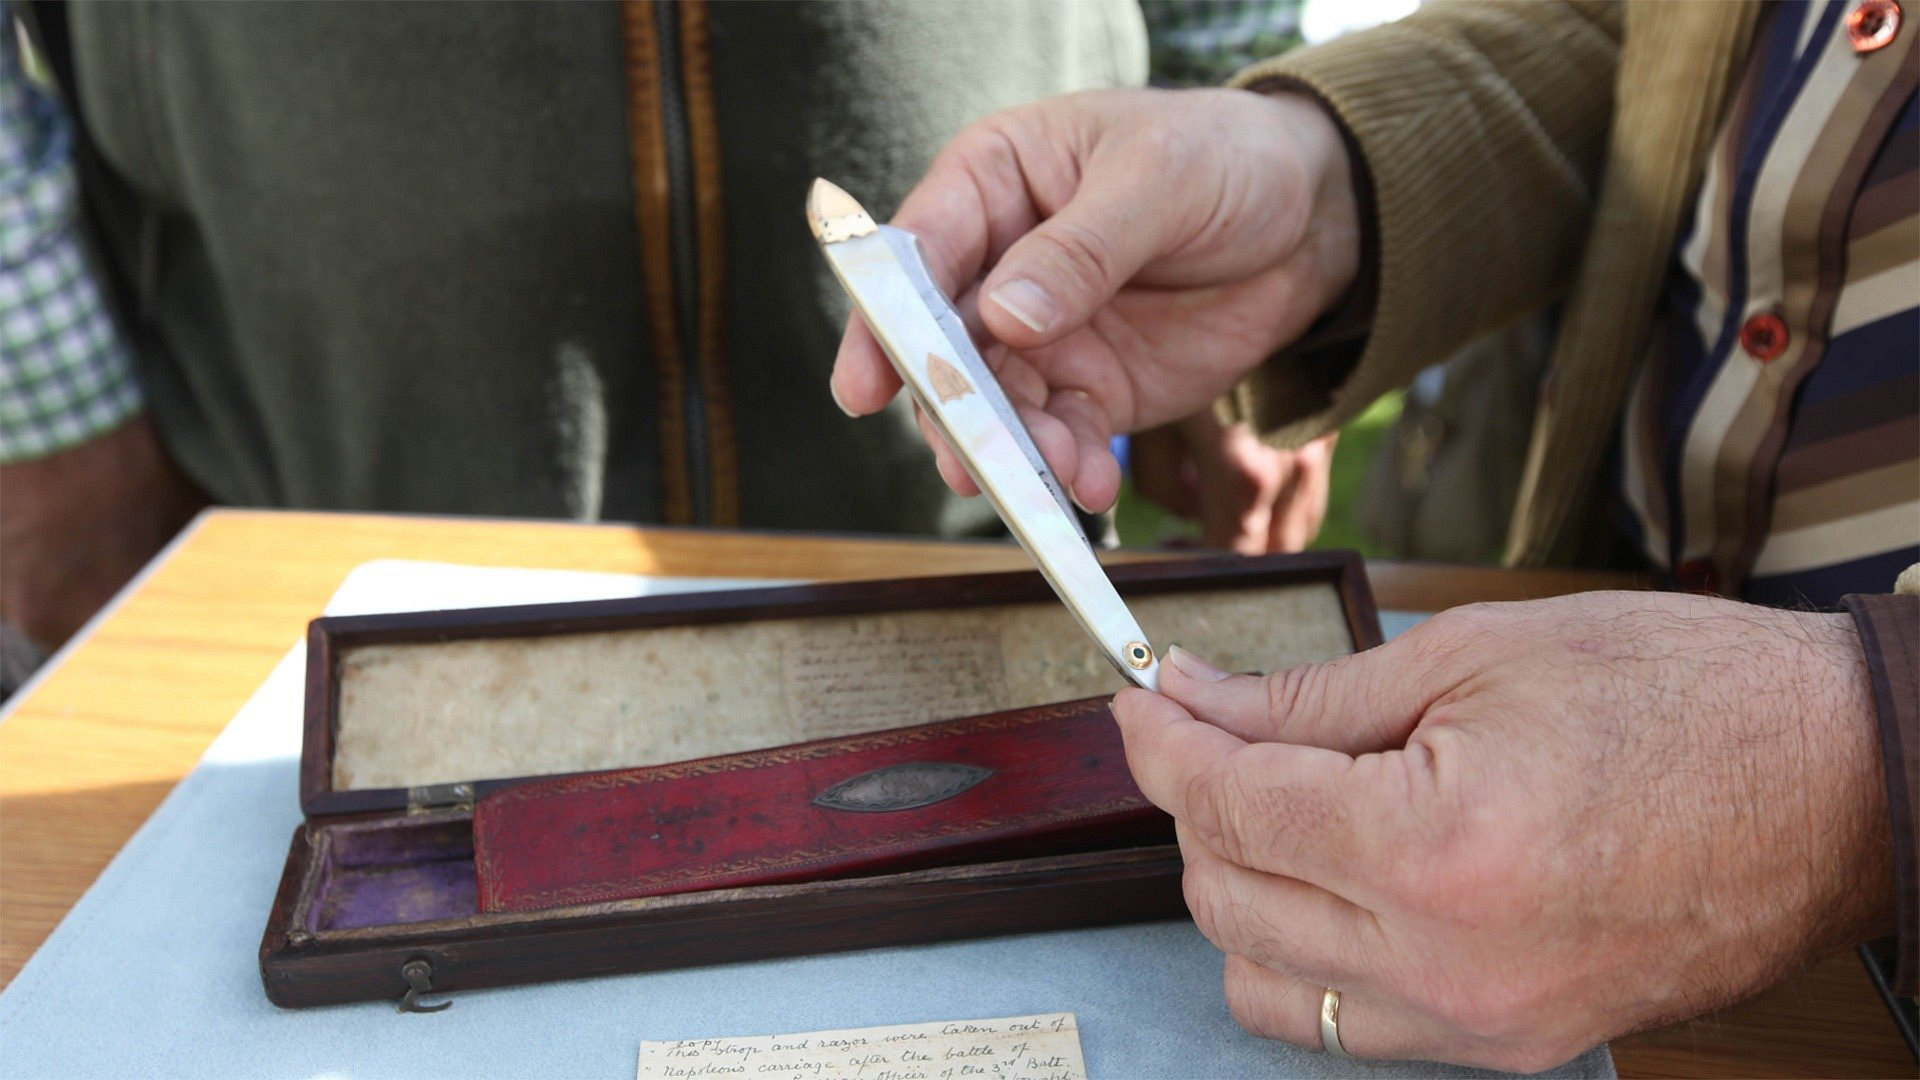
[{"x1": 639, "y1": 1014, "x2": 1085, "y2": 1080}]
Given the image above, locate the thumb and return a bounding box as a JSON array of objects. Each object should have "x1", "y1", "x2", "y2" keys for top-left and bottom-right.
[
  {"x1": 978, "y1": 166, "x2": 1176, "y2": 348},
  {"x1": 1159, "y1": 642, "x2": 1457, "y2": 755}
]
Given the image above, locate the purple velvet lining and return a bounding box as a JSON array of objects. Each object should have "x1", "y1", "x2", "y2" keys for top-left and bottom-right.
[{"x1": 308, "y1": 816, "x2": 479, "y2": 932}]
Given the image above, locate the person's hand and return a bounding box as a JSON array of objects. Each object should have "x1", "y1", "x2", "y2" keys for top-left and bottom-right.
[
  {"x1": 1132, "y1": 416, "x2": 1335, "y2": 553},
  {"x1": 1111, "y1": 592, "x2": 1891, "y2": 1070},
  {"x1": 0, "y1": 416, "x2": 206, "y2": 650},
  {"x1": 829, "y1": 88, "x2": 1360, "y2": 514}
]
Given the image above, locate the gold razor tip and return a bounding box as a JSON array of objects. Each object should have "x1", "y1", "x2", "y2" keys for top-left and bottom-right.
[{"x1": 808, "y1": 178, "x2": 877, "y2": 243}]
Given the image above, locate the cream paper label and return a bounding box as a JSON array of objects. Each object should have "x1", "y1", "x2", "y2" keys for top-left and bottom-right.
[
  {"x1": 336, "y1": 583, "x2": 1350, "y2": 791},
  {"x1": 637, "y1": 1012, "x2": 1086, "y2": 1080}
]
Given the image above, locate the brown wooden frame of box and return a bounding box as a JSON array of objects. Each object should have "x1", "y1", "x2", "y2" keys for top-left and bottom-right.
[{"x1": 259, "y1": 551, "x2": 1382, "y2": 1009}]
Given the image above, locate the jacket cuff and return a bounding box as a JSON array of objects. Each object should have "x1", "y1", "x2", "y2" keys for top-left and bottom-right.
[
  {"x1": 1217, "y1": 6, "x2": 1613, "y2": 447},
  {"x1": 1215, "y1": 77, "x2": 1379, "y2": 444},
  {"x1": 1841, "y1": 591, "x2": 1919, "y2": 996},
  {"x1": 1222, "y1": 25, "x2": 1548, "y2": 446}
]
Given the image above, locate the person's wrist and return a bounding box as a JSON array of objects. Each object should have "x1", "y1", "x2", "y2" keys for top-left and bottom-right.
[
  {"x1": 1792, "y1": 609, "x2": 1896, "y2": 949},
  {"x1": 1255, "y1": 90, "x2": 1362, "y2": 321},
  {"x1": 0, "y1": 415, "x2": 205, "y2": 648}
]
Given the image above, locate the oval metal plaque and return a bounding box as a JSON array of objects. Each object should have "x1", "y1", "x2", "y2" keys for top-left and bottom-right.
[{"x1": 811, "y1": 762, "x2": 993, "y2": 813}]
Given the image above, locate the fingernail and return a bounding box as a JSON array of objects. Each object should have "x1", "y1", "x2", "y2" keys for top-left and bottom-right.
[
  {"x1": 1069, "y1": 485, "x2": 1093, "y2": 514},
  {"x1": 829, "y1": 380, "x2": 859, "y2": 418},
  {"x1": 988, "y1": 279, "x2": 1056, "y2": 334},
  {"x1": 1167, "y1": 645, "x2": 1231, "y2": 683}
]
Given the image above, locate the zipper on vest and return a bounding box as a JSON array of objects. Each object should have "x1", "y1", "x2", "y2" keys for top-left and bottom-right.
[{"x1": 652, "y1": 0, "x2": 711, "y2": 525}]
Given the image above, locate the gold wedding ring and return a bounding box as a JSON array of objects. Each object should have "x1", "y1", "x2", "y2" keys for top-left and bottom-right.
[{"x1": 1320, "y1": 987, "x2": 1352, "y2": 1058}]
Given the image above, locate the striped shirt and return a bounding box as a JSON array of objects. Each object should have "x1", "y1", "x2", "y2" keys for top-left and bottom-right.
[{"x1": 1621, "y1": 0, "x2": 1919, "y2": 610}]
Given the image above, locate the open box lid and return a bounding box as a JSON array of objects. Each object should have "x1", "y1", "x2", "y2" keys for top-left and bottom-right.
[{"x1": 298, "y1": 552, "x2": 1382, "y2": 820}]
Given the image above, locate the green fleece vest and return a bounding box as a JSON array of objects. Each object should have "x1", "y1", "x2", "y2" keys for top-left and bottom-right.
[{"x1": 52, "y1": 1, "x2": 1145, "y2": 532}]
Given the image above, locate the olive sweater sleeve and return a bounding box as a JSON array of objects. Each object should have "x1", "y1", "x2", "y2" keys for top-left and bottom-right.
[{"x1": 1218, "y1": 1, "x2": 1623, "y2": 448}]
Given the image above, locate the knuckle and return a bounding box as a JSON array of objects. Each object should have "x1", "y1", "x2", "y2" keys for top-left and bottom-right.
[
  {"x1": 1410, "y1": 606, "x2": 1477, "y2": 648},
  {"x1": 1404, "y1": 602, "x2": 1517, "y2": 663},
  {"x1": 1181, "y1": 763, "x2": 1231, "y2": 851},
  {"x1": 1220, "y1": 967, "x2": 1287, "y2": 1040},
  {"x1": 1422, "y1": 602, "x2": 1512, "y2": 643},
  {"x1": 1134, "y1": 125, "x2": 1211, "y2": 196},
  {"x1": 940, "y1": 124, "x2": 994, "y2": 169},
  {"x1": 1033, "y1": 218, "x2": 1119, "y2": 296},
  {"x1": 1183, "y1": 863, "x2": 1298, "y2": 974},
  {"x1": 1262, "y1": 663, "x2": 1327, "y2": 732},
  {"x1": 1128, "y1": 123, "x2": 1183, "y2": 168},
  {"x1": 1212, "y1": 766, "x2": 1272, "y2": 867},
  {"x1": 1216, "y1": 760, "x2": 1345, "y2": 875},
  {"x1": 1180, "y1": 863, "x2": 1225, "y2": 944},
  {"x1": 950, "y1": 110, "x2": 1027, "y2": 169}
]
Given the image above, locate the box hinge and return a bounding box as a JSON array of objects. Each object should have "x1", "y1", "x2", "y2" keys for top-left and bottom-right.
[{"x1": 405, "y1": 782, "x2": 474, "y2": 814}]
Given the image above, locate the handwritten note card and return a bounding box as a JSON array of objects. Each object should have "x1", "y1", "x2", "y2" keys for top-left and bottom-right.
[{"x1": 637, "y1": 1012, "x2": 1087, "y2": 1080}]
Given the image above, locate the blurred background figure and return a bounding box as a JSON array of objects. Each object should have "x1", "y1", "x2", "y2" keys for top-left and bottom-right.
[{"x1": 1, "y1": 1, "x2": 1339, "y2": 686}]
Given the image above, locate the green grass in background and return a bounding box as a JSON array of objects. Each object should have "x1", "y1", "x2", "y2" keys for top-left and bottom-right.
[{"x1": 1114, "y1": 391, "x2": 1403, "y2": 558}]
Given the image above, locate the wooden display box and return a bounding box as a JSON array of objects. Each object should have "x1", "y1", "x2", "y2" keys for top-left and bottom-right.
[{"x1": 259, "y1": 552, "x2": 1382, "y2": 1008}]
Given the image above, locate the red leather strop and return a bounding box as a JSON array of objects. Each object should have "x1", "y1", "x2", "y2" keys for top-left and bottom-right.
[{"x1": 472, "y1": 698, "x2": 1169, "y2": 912}]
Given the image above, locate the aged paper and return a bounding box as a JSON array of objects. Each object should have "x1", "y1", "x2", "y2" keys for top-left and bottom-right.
[
  {"x1": 637, "y1": 1012, "x2": 1086, "y2": 1080},
  {"x1": 783, "y1": 622, "x2": 1010, "y2": 739},
  {"x1": 336, "y1": 583, "x2": 1353, "y2": 790}
]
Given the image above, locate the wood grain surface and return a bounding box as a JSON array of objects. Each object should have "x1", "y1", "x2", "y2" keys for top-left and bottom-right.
[{"x1": 0, "y1": 509, "x2": 1907, "y2": 1076}]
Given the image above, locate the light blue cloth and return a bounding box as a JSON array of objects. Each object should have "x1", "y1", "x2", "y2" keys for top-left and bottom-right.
[{"x1": 0, "y1": 563, "x2": 1608, "y2": 1080}]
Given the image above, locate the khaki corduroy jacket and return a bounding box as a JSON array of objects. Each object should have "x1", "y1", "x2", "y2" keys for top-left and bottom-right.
[{"x1": 1225, "y1": 0, "x2": 1764, "y2": 567}]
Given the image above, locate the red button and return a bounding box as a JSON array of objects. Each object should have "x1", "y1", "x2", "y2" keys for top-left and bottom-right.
[
  {"x1": 1848, "y1": 0, "x2": 1901, "y2": 53},
  {"x1": 1739, "y1": 312, "x2": 1789, "y2": 362},
  {"x1": 1674, "y1": 559, "x2": 1722, "y2": 594}
]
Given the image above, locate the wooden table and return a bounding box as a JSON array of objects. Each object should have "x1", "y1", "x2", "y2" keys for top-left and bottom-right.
[{"x1": 0, "y1": 509, "x2": 1908, "y2": 1077}]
